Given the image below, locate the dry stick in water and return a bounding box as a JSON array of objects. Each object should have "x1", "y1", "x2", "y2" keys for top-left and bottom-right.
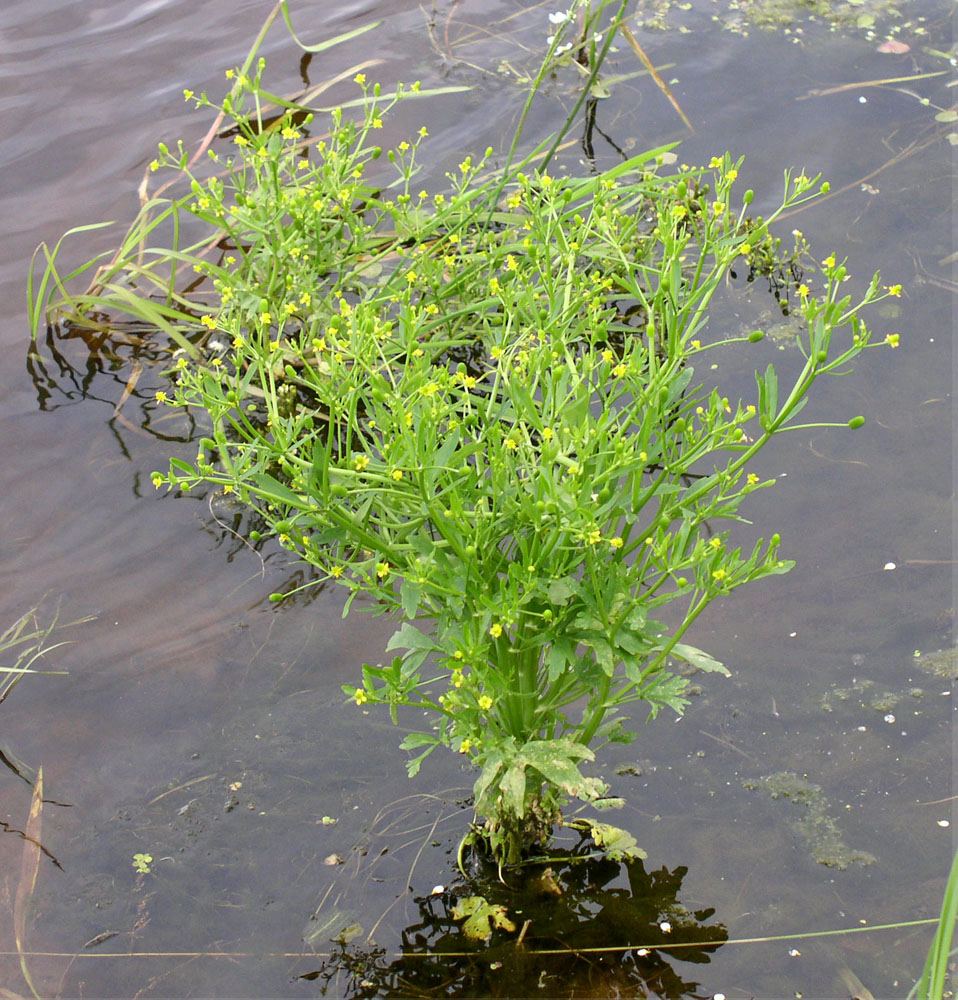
[
  {"x1": 14, "y1": 768, "x2": 44, "y2": 998},
  {"x1": 620, "y1": 24, "x2": 693, "y2": 133}
]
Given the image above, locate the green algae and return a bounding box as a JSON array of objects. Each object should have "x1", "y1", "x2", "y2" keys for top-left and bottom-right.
[
  {"x1": 744, "y1": 771, "x2": 876, "y2": 869},
  {"x1": 913, "y1": 647, "x2": 958, "y2": 681}
]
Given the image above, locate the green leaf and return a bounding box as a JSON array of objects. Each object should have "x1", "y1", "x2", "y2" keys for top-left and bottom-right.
[
  {"x1": 500, "y1": 763, "x2": 527, "y2": 818},
  {"x1": 385, "y1": 622, "x2": 436, "y2": 654},
  {"x1": 400, "y1": 580, "x2": 422, "y2": 619},
  {"x1": 546, "y1": 638, "x2": 576, "y2": 682},
  {"x1": 252, "y1": 472, "x2": 303, "y2": 507},
  {"x1": 578, "y1": 818, "x2": 647, "y2": 861},
  {"x1": 400, "y1": 733, "x2": 438, "y2": 749},
  {"x1": 170, "y1": 458, "x2": 197, "y2": 477},
  {"x1": 641, "y1": 672, "x2": 690, "y2": 716},
  {"x1": 425, "y1": 428, "x2": 461, "y2": 489},
  {"x1": 670, "y1": 642, "x2": 729, "y2": 675},
  {"x1": 522, "y1": 752, "x2": 586, "y2": 794},
  {"x1": 451, "y1": 896, "x2": 516, "y2": 941},
  {"x1": 279, "y1": 7, "x2": 382, "y2": 54},
  {"x1": 589, "y1": 78, "x2": 612, "y2": 99},
  {"x1": 547, "y1": 577, "x2": 579, "y2": 605}
]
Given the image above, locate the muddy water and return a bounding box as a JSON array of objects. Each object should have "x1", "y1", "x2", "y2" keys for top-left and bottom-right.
[{"x1": 0, "y1": 1, "x2": 953, "y2": 996}]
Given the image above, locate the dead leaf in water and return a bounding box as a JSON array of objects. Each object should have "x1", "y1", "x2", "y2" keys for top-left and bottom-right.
[{"x1": 877, "y1": 40, "x2": 910, "y2": 54}]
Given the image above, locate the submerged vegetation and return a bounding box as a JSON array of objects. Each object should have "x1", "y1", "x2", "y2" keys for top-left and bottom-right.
[{"x1": 29, "y1": 0, "x2": 904, "y2": 873}]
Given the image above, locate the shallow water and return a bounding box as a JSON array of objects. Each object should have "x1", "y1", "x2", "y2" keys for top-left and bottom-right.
[{"x1": 0, "y1": 1, "x2": 954, "y2": 996}]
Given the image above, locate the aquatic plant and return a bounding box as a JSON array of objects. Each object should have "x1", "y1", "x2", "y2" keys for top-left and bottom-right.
[
  {"x1": 29, "y1": 0, "x2": 901, "y2": 867},
  {"x1": 911, "y1": 846, "x2": 958, "y2": 1000}
]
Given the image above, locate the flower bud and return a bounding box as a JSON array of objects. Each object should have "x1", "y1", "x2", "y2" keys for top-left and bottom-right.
[{"x1": 848, "y1": 415, "x2": 866, "y2": 429}]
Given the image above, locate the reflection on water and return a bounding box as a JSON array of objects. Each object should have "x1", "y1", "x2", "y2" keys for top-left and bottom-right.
[
  {"x1": 1, "y1": 0, "x2": 953, "y2": 997},
  {"x1": 300, "y1": 803, "x2": 726, "y2": 998}
]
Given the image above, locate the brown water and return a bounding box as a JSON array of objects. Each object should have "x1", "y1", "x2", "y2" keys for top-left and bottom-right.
[{"x1": 1, "y1": 1, "x2": 954, "y2": 996}]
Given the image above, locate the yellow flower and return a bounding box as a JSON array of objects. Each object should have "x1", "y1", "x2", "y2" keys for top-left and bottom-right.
[
  {"x1": 354, "y1": 689, "x2": 368, "y2": 705},
  {"x1": 353, "y1": 73, "x2": 366, "y2": 85},
  {"x1": 151, "y1": 472, "x2": 164, "y2": 488},
  {"x1": 183, "y1": 89, "x2": 194, "y2": 101},
  {"x1": 489, "y1": 623, "x2": 503, "y2": 638},
  {"x1": 353, "y1": 455, "x2": 370, "y2": 471},
  {"x1": 154, "y1": 391, "x2": 168, "y2": 403},
  {"x1": 747, "y1": 473, "x2": 760, "y2": 485},
  {"x1": 822, "y1": 255, "x2": 836, "y2": 269},
  {"x1": 376, "y1": 562, "x2": 390, "y2": 579},
  {"x1": 587, "y1": 528, "x2": 602, "y2": 545},
  {"x1": 459, "y1": 738, "x2": 472, "y2": 754},
  {"x1": 639, "y1": 450, "x2": 648, "y2": 462},
  {"x1": 372, "y1": 118, "x2": 383, "y2": 129},
  {"x1": 149, "y1": 159, "x2": 160, "y2": 172},
  {"x1": 726, "y1": 168, "x2": 738, "y2": 183},
  {"x1": 225, "y1": 69, "x2": 235, "y2": 79},
  {"x1": 541, "y1": 427, "x2": 554, "y2": 441},
  {"x1": 330, "y1": 565, "x2": 344, "y2": 579},
  {"x1": 887, "y1": 284, "x2": 902, "y2": 297},
  {"x1": 690, "y1": 339, "x2": 701, "y2": 350},
  {"x1": 200, "y1": 314, "x2": 217, "y2": 329},
  {"x1": 884, "y1": 333, "x2": 900, "y2": 348},
  {"x1": 712, "y1": 568, "x2": 727, "y2": 581},
  {"x1": 610, "y1": 537, "x2": 624, "y2": 549},
  {"x1": 260, "y1": 311, "x2": 272, "y2": 326},
  {"x1": 709, "y1": 537, "x2": 722, "y2": 550},
  {"x1": 234, "y1": 135, "x2": 249, "y2": 147},
  {"x1": 478, "y1": 695, "x2": 493, "y2": 711},
  {"x1": 391, "y1": 469, "x2": 404, "y2": 481},
  {"x1": 490, "y1": 346, "x2": 504, "y2": 360},
  {"x1": 797, "y1": 283, "x2": 810, "y2": 298}
]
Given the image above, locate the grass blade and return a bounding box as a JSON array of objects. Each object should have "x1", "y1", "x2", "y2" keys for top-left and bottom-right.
[{"x1": 13, "y1": 768, "x2": 43, "y2": 999}]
